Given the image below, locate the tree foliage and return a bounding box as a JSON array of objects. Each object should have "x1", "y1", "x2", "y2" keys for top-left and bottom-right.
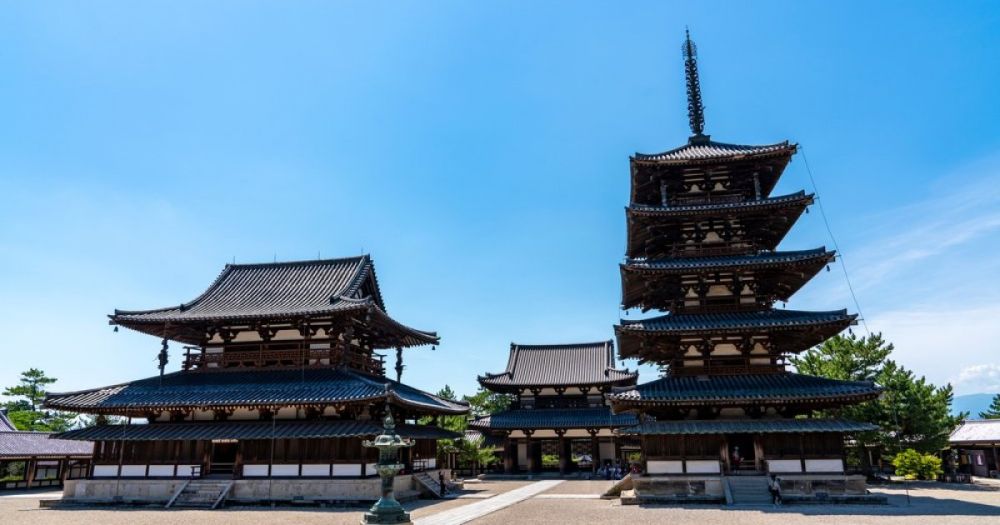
[
  {"x1": 891, "y1": 448, "x2": 943, "y2": 480},
  {"x1": 462, "y1": 387, "x2": 512, "y2": 418},
  {"x1": 979, "y1": 394, "x2": 1000, "y2": 419},
  {"x1": 791, "y1": 333, "x2": 965, "y2": 455},
  {"x1": 3, "y1": 369, "x2": 75, "y2": 432}
]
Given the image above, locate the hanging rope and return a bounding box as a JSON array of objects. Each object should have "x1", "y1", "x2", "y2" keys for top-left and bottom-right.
[{"x1": 799, "y1": 147, "x2": 871, "y2": 337}]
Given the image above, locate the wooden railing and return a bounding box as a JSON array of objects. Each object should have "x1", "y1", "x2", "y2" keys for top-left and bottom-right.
[
  {"x1": 183, "y1": 346, "x2": 385, "y2": 376},
  {"x1": 669, "y1": 193, "x2": 745, "y2": 207}
]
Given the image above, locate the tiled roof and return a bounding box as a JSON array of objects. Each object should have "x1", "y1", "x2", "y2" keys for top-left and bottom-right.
[
  {"x1": 628, "y1": 191, "x2": 813, "y2": 217},
  {"x1": 949, "y1": 420, "x2": 1000, "y2": 444},
  {"x1": 619, "y1": 418, "x2": 877, "y2": 435},
  {"x1": 617, "y1": 309, "x2": 855, "y2": 334},
  {"x1": 109, "y1": 256, "x2": 438, "y2": 347},
  {"x1": 0, "y1": 409, "x2": 16, "y2": 432},
  {"x1": 113, "y1": 256, "x2": 380, "y2": 323},
  {"x1": 478, "y1": 341, "x2": 637, "y2": 389},
  {"x1": 464, "y1": 429, "x2": 504, "y2": 449},
  {"x1": 0, "y1": 432, "x2": 92, "y2": 458},
  {"x1": 634, "y1": 138, "x2": 796, "y2": 163},
  {"x1": 468, "y1": 407, "x2": 638, "y2": 431},
  {"x1": 54, "y1": 420, "x2": 459, "y2": 442},
  {"x1": 45, "y1": 368, "x2": 468, "y2": 415},
  {"x1": 608, "y1": 373, "x2": 880, "y2": 407},
  {"x1": 623, "y1": 248, "x2": 833, "y2": 273}
]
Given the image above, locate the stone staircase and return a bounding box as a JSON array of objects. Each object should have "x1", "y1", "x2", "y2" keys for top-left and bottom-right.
[
  {"x1": 726, "y1": 476, "x2": 771, "y2": 505},
  {"x1": 166, "y1": 479, "x2": 233, "y2": 509},
  {"x1": 413, "y1": 471, "x2": 447, "y2": 499}
]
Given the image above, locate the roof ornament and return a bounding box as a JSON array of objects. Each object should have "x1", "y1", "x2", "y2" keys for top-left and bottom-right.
[{"x1": 682, "y1": 28, "x2": 707, "y2": 142}]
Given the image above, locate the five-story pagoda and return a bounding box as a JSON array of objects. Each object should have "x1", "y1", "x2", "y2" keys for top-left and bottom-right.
[{"x1": 609, "y1": 32, "x2": 880, "y2": 494}]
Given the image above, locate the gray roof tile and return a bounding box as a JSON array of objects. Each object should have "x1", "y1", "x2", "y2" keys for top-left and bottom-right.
[
  {"x1": 45, "y1": 368, "x2": 468, "y2": 415},
  {"x1": 617, "y1": 309, "x2": 855, "y2": 334},
  {"x1": 0, "y1": 432, "x2": 92, "y2": 458},
  {"x1": 55, "y1": 420, "x2": 459, "y2": 442},
  {"x1": 634, "y1": 139, "x2": 796, "y2": 163},
  {"x1": 609, "y1": 373, "x2": 880, "y2": 407},
  {"x1": 619, "y1": 418, "x2": 877, "y2": 435},
  {"x1": 478, "y1": 341, "x2": 637, "y2": 389},
  {"x1": 469, "y1": 407, "x2": 638, "y2": 430},
  {"x1": 949, "y1": 420, "x2": 1000, "y2": 444}
]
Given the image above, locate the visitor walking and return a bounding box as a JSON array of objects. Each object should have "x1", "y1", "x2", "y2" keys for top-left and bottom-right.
[{"x1": 768, "y1": 474, "x2": 782, "y2": 506}]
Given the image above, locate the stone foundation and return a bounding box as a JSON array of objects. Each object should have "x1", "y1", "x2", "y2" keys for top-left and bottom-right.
[
  {"x1": 631, "y1": 474, "x2": 873, "y2": 504},
  {"x1": 61, "y1": 470, "x2": 449, "y2": 505}
]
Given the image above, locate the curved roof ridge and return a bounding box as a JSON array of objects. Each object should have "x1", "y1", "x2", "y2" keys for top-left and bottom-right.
[{"x1": 633, "y1": 139, "x2": 796, "y2": 163}]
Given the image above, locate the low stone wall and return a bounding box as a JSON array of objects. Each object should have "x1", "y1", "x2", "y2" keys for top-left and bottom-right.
[
  {"x1": 776, "y1": 474, "x2": 867, "y2": 496},
  {"x1": 633, "y1": 475, "x2": 726, "y2": 503},
  {"x1": 63, "y1": 479, "x2": 188, "y2": 504},
  {"x1": 61, "y1": 470, "x2": 449, "y2": 505}
]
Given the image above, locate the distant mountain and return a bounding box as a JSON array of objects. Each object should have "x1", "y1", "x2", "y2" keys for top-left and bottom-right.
[{"x1": 952, "y1": 393, "x2": 998, "y2": 418}]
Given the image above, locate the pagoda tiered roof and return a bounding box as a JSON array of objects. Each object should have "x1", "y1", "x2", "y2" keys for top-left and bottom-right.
[
  {"x1": 616, "y1": 309, "x2": 857, "y2": 360},
  {"x1": 110, "y1": 256, "x2": 439, "y2": 347},
  {"x1": 619, "y1": 418, "x2": 877, "y2": 436},
  {"x1": 44, "y1": 368, "x2": 469, "y2": 416},
  {"x1": 54, "y1": 420, "x2": 460, "y2": 442},
  {"x1": 633, "y1": 138, "x2": 797, "y2": 164},
  {"x1": 621, "y1": 248, "x2": 835, "y2": 311},
  {"x1": 478, "y1": 341, "x2": 637, "y2": 392},
  {"x1": 608, "y1": 373, "x2": 880, "y2": 408},
  {"x1": 626, "y1": 192, "x2": 813, "y2": 259},
  {"x1": 468, "y1": 407, "x2": 638, "y2": 431}
]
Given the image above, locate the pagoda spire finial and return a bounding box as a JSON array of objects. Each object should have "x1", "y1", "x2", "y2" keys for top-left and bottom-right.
[{"x1": 682, "y1": 28, "x2": 706, "y2": 140}]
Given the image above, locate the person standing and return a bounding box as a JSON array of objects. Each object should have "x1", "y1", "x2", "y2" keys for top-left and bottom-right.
[{"x1": 768, "y1": 474, "x2": 782, "y2": 506}]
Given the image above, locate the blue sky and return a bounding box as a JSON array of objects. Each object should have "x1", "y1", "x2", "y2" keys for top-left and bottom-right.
[{"x1": 1, "y1": 2, "x2": 998, "y2": 401}]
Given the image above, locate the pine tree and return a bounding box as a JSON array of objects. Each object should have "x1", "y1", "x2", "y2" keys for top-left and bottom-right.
[{"x1": 980, "y1": 394, "x2": 1000, "y2": 419}]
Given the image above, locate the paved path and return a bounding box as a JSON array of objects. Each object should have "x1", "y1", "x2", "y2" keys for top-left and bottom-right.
[{"x1": 413, "y1": 480, "x2": 563, "y2": 525}]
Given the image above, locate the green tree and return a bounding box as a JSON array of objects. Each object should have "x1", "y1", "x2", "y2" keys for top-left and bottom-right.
[
  {"x1": 979, "y1": 394, "x2": 1000, "y2": 419},
  {"x1": 3, "y1": 369, "x2": 75, "y2": 432},
  {"x1": 3, "y1": 369, "x2": 57, "y2": 410},
  {"x1": 891, "y1": 448, "x2": 943, "y2": 480},
  {"x1": 791, "y1": 334, "x2": 965, "y2": 465},
  {"x1": 462, "y1": 387, "x2": 512, "y2": 417},
  {"x1": 458, "y1": 436, "x2": 498, "y2": 475}
]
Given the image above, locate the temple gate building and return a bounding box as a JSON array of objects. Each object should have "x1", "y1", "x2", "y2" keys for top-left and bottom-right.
[
  {"x1": 470, "y1": 341, "x2": 638, "y2": 474},
  {"x1": 608, "y1": 32, "x2": 881, "y2": 502},
  {"x1": 45, "y1": 256, "x2": 466, "y2": 505}
]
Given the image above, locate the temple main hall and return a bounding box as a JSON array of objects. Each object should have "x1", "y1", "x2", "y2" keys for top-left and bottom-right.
[{"x1": 45, "y1": 255, "x2": 466, "y2": 505}]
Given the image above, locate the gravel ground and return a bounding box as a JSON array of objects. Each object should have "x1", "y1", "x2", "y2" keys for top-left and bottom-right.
[
  {"x1": 0, "y1": 480, "x2": 533, "y2": 525},
  {"x1": 2, "y1": 480, "x2": 997, "y2": 525},
  {"x1": 472, "y1": 482, "x2": 1000, "y2": 525}
]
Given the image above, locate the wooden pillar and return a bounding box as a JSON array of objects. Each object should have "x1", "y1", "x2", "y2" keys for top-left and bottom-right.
[
  {"x1": 589, "y1": 430, "x2": 599, "y2": 474},
  {"x1": 234, "y1": 445, "x2": 244, "y2": 480},
  {"x1": 504, "y1": 437, "x2": 515, "y2": 474},
  {"x1": 720, "y1": 436, "x2": 730, "y2": 474},
  {"x1": 25, "y1": 456, "x2": 37, "y2": 487},
  {"x1": 57, "y1": 456, "x2": 67, "y2": 484},
  {"x1": 798, "y1": 433, "x2": 807, "y2": 473},
  {"x1": 680, "y1": 435, "x2": 687, "y2": 474},
  {"x1": 754, "y1": 434, "x2": 764, "y2": 472},
  {"x1": 557, "y1": 431, "x2": 568, "y2": 475}
]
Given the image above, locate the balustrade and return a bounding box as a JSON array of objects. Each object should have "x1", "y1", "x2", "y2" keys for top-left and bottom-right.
[{"x1": 182, "y1": 345, "x2": 385, "y2": 375}]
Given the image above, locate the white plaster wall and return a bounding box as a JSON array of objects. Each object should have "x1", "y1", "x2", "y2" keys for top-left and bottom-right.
[
  {"x1": 301, "y1": 464, "x2": 329, "y2": 476},
  {"x1": 333, "y1": 464, "x2": 362, "y2": 477},
  {"x1": 120, "y1": 465, "x2": 146, "y2": 476},
  {"x1": 647, "y1": 460, "x2": 683, "y2": 474},
  {"x1": 805, "y1": 459, "x2": 843, "y2": 472},
  {"x1": 686, "y1": 460, "x2": 721, "y2": 474},
  {"x1": 147, "y1": 465, "x2": 175, "y2": 477},
  {"x1": 93, "y1": 465, "x2": 118, "y2": 477},
  {"x1": 766, "y1": 459, "x2": 802, "y2": 473},
  {"x1": 364, "y1": 463, "x2": 377, "y2": 477},
  {"x1": 271, "y1": 464, "x2": 299, "y2": 476},
  {"x1": 244, "y1": 465, "x2": 269, "y2": 477}
]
